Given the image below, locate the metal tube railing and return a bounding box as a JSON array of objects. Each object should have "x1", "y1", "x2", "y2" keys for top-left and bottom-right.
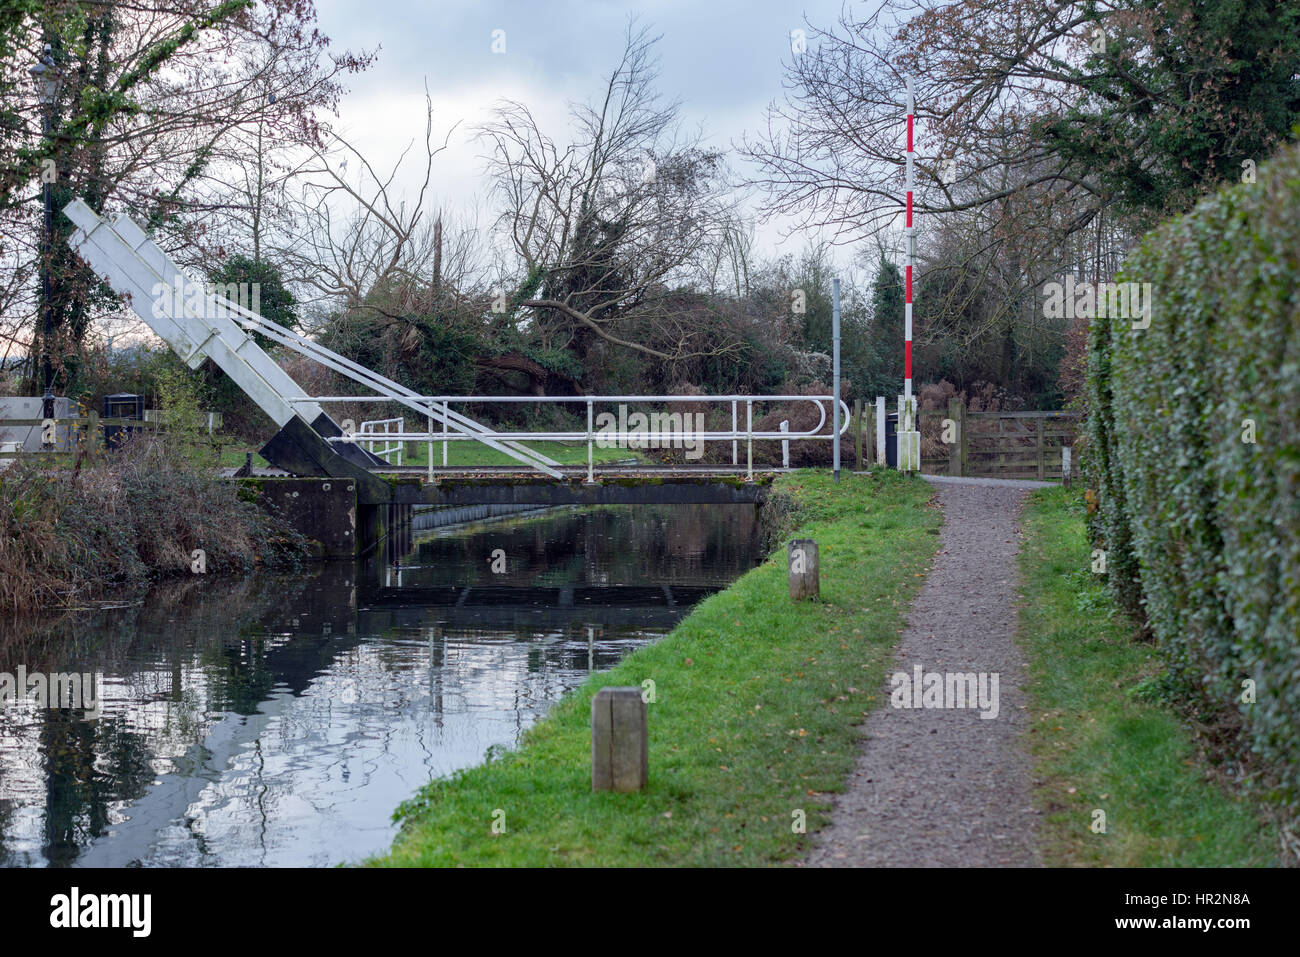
[
  {"x1": 746, "y1": 400, "x2": 753, "y2": 481},
  {"x1": 441, "y1": 401, "x2": 448, "y2": 467},
  {"x1": 359, "y1": 417, "x2": 404, "y2": 465},
  {"x1": 731, "y1": 400, "x2": 738, "y2": 466},
  {"x1": 297, "y1": 393, "x2": 852, "y2": 481},
  {"x1": 586, "y1": 400, "x2": 594, "y2": 484}
]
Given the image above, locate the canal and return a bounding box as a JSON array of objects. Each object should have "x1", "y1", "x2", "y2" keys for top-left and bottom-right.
[{"x1": 0, "y1": 504, "x2": 760, "y2": 867}]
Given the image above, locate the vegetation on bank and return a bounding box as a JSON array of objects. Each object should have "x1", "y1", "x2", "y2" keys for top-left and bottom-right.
[
  {"x1": 1017, "y1": 487, "x2": 1279, "y2": 866},
  {"x1": 1084, "y1": 138, "x2": 1300, "y2": 825},
  {"x1": 370, "y1": 470, "x2": 939, "y2": 866},
  {"x1": 0, "y1": 371, "x2": 309, "y2": 614},
  {"x1": 0, "y1": 440, "x2": 309, "y2": 614}
]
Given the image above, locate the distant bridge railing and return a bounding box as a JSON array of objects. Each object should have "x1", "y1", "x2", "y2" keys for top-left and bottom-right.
[
  {"x1": 358, "y1": 417, "x2": 405, "y2": 466},
  {"x1": 288, "y1": 394, "x2": 852, "y2": 482}
]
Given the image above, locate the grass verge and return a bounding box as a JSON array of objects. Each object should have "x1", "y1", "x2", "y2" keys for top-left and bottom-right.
[
  {"x1": 217, "y1": 444, "x2": 270, "y2": 469},
  {"x1": 369, "y1": 469, "x2": 940, "y2": 866},
  {"x1": 403, "y1": 439, "x2": 640, "y2": 468},
  {"x1": 1017, "y1": 486, "x2": 1278, "y2": 866},
  {"x1": 215, "y1": 437, "x2": 637, "y2": 470}
]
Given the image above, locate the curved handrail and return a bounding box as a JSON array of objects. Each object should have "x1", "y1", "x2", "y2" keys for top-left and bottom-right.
[
  {"x1": 296, "y1": 394, "x2": 853, "y2": 441},
  {"x1": 296, "y1": 392, "x2": 855, "y2": 481}
]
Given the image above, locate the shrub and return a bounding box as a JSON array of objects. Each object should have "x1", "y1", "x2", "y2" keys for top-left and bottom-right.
[
  {"x1": 0, "y1": 435, "x2": 308, "y2": 612},
  {"x1": 1083, "y1": 138, "x2": 1300, "y2": 811}
]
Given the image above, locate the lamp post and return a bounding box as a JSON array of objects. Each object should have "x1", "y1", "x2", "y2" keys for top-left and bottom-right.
[{"x1": 30, "y1": 43, "x2": 58, "y2": 437}]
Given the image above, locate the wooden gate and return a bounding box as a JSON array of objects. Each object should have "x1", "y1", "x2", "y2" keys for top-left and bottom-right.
[{"x1": 917, "y1": 401, "x2": 1079, "y2": 481}]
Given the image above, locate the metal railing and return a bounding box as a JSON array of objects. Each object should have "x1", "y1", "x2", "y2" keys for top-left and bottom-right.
[
  {"x1": 290, "y1": 394, "x2": 852, "y2": 482},
  {"x1": 218, "y1": 295, "x2": 564, "y2": 477},
  {"x1": 358, "y1": 417, "x2": 405, "y2": 465}
]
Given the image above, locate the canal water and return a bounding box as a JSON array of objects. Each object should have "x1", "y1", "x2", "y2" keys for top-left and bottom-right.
[{"x1": 0, "y1": 504, "x2": 760, "y2": 867}]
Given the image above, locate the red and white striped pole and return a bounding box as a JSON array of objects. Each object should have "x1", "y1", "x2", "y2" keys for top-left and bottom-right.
[{"x1": 904, "y1": 75, "x2": 915, "y2": 407}]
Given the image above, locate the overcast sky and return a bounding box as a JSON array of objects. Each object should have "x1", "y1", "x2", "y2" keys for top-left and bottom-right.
[{"x1": 312, "y1": 0, "x2": 866, "y2": 272}]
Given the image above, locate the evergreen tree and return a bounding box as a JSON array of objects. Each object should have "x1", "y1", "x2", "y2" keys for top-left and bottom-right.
[
  {"x1": 865, "y1": 254, "x2": 904, "y2": 397},
  {"x1": 203, "y1": 255, "x2": 296, "y2": 436},
  {"x1": 1037, "y1": 0, "x2": 1300, "y2": 218},
  {"x1": 209, "y1": 254, "x2": 297, "y2": 340}
]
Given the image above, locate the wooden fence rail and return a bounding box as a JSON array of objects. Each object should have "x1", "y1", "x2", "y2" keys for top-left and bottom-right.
[
  {"x1": 1, "y1": 416, "x2": 159, "y2": 428},
  {"x1": 918, "y1": 400, "x2": 1079, "y2": 480},
  {"x1": 840, "y1": 399, "x2": 1078, "y2": 482}
]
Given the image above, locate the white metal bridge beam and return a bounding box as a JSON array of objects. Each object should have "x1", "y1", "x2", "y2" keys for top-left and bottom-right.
[{"x1": 63, "y1": 199, "x2": 562, "y2": 478}]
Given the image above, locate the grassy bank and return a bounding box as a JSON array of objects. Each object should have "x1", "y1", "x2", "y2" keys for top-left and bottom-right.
[
  {"x1": 370, "y1": 470, "x2": 940, "y2": 866},
  {"x1": 215, "y1": 437, "x2": 634, "y2": 471},
  {"x1": 1017, "y1": 487, "x2": 1279, "y2": 866},
  {"x1": 405, "y1": 438, "x2": 640, "y2": 468},
  {"x1": 213, "y1": 436, "x2": 638, "y2": 469}
]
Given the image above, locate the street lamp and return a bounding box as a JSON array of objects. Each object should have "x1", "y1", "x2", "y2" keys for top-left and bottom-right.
[{"x1": 29, "y1": 44, "x2": 59, "y2": 438}]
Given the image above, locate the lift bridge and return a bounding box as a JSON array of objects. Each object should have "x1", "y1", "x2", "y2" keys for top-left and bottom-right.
[{"x1": 64, "y1": 199, "x2": 848, "y2": 522}]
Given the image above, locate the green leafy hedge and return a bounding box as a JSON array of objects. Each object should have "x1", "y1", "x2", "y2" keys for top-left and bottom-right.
[{"x1": 1084, "y1": 139, "x2": 1300, "y2": 811}]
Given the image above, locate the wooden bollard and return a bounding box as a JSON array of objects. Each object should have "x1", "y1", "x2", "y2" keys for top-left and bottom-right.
[
  {"x1": 788, "y1": 539, "x2": 819, "y2": 601},
  {"x1": 592, "y1": 687, "x2": 648, "y2": 792},
  {"x1": 86, "y1": 411, "x2": 100, "y2": 459},
  {"x1": 1061, "y1": 446, "x2": 1072, "y2": 488}
]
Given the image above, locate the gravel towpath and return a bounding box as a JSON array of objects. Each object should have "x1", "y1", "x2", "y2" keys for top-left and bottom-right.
[{"x1": 804, "y1": 478, "x2": 1042, "y2": 867}]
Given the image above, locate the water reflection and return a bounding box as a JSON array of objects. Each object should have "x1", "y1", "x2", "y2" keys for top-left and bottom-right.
[{"x1": 0, "y1": 504, "x2": 759, "y2": 867}]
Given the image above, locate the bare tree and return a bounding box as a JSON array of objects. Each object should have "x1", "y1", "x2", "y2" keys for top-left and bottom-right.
[
  {"x1": 702, "y1": 214, "x2": 757, "y2": 299},
  {"x1": 0, "y1": 0, "x2": 372, "y2": 387},
  {"x1": 478, "y1": 23, "x2": 741, "y2": 364},
  {"x1": 274, "y1": 90, "x2": 477, "y2": 315}
]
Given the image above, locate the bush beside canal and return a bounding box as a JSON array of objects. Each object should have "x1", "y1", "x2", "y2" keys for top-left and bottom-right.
[
  {"x1": 0, "y1": 437, "x2": 309, "y2": 613},
  {"x1": 371, "y1": 470, "x2": 940, "y2": 867}
]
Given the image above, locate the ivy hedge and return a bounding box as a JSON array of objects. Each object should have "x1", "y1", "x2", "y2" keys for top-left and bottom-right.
[{"x1": 1084, "y1": 139, "x2": 1300, "y2": 812}]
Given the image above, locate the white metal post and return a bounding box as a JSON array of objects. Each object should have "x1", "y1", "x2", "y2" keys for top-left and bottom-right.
[
  {"x1": 731, "y1": 400, "x2": 738, "y2": 466},
  {"x1": 876, "y1": 396, "x2": 886, "y2": 465},
  {"x1": 427, "y1": 413, "x2": 433, "y2": 481},
  {"x1": 781, "y1": 420, "x2": 789, "y2": 469},
  {"x1": 746, "y1": 400, "x2": 753, "y2": 482},
  {"x1": 587, "y1": 400, "x2": 594, "y2": 483},
  {"x1": 898, "y1": 392, "x2": 905, "y2": 470},
  {"x1": 441, "y1": 401, "x2": 448, "y2": 467},
  {"x1": 897, "y1": 394, "x2": 920, "y2": 471},
  {"x1": 832, "y1": 277, "x2": 842, "y2": 482}
]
